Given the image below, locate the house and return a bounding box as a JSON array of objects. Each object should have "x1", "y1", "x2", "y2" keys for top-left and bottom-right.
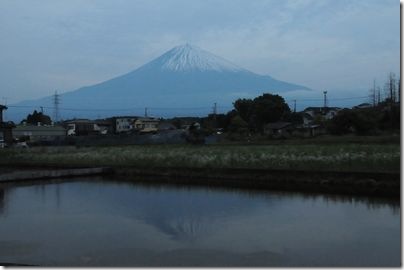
[
  {"x1": 64, "y1": 119, "x2": 101, "y2": 136},
  {"x1": 13, "y1": 124, "x2": 66, "y2": 143},
  {"x1": 302, "y1": 107, "x2": 341, "y2": 125},
  {"x1": 293, "y1": 124, "x2": 325, "y2": 137},
  {"x1": 94, "y1": 119, "x2": 114, "y2": 134},
  {"x1": 264, "y1": 121, "x2": 293, "y2": 138},
  {"x1": 133, "y1": 117, "x2": 160, "y2": 133},
  {"x1": 111, "y1": 116, "x2": 138, "y2": 133},
  {"x1": 0, "y1": 105, "x2": 15, "y2": 145}
]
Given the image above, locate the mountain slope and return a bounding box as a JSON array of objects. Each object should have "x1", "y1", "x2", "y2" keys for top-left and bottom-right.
[{"x1": 9, "y1": 44, "x2": 310, "y2": 120}]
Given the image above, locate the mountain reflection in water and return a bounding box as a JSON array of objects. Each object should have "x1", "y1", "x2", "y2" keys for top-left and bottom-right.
[{"x1": 0, "y1": 177, "x2": 400, "y2": 267}]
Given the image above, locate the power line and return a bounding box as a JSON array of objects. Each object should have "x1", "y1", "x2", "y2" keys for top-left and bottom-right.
[
  {"x1": 6, "y1": 95, "x2": 371, "y2": 113},
  {"x1": 285, "y1": 95, "x2": 369, "y2": 102}
]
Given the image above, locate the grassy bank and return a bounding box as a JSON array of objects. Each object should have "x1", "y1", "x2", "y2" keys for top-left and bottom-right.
[{"x1": 0, "y1": 143, "x2": 400, "y2": 173}]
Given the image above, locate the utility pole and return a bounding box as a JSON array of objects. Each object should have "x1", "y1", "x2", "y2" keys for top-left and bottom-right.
[
  {"x1": 212, "y1": 102, "x2": 217, "y2": 128},
  {"x1": 53, "y1": 91, "x2": 60, "y2": 123},
  {"x1": 212, "y1": 102, "x2": 217, "y2": 115},
  {"x1": 371, "y1": 79, "x2": 376, "y2": 107},
  {"x1": 40, "y1": 106, "x2": 44, "y2": 114},
  {"x1": 323, "y1": 91, "x2": 328, "y2": 109},
  {"x1": 293, "y1": 100, "x2": 296, "y2": 113}
]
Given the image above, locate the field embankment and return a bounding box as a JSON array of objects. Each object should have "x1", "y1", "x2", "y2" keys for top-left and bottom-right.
[
  {"x1": 0, "y1": 144, "x2": 399, "y2": 173},
  {"x1": 0, "y1": 143, "x2": 399, "y2": 197}
]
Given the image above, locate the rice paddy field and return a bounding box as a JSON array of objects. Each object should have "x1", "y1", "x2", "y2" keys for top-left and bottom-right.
[{"x1": 0, "y1": 143, "x2": 400, "y2": 173}]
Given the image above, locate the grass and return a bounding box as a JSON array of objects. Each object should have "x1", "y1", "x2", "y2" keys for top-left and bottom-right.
[{"x1": 0, "y1": 143, "x2": 400, "y2": 173}]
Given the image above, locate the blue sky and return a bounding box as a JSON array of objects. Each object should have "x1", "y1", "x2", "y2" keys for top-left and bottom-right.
[{"x1": 0, "y1": 0, "x2": 400, "y2": 109}]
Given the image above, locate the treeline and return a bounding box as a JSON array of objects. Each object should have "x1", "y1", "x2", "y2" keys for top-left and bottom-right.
[
  {"x1": 369, "y1": 72, "x2": 400, "y2": 106},
  {"x1": 327, "y1": 72, "x2": 400, "y2": 136},
  {"x1": 327, "y1": 101, "x2": 400, "y2": 136},
  {"x1": 169, "y1": 72, "x2": 401, "y2": 138},
  {"x1": 169, "y1": 93, "x2": 301, "y2": 138}
]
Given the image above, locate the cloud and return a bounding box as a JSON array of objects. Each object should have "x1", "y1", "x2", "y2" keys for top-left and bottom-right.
[{"x1": 0, "y1": 0, "x2": 399, "y2": 103}]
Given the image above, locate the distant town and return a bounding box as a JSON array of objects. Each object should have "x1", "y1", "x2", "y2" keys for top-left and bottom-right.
[{"x1": 0, "y1": 74, "x2": 400, "y2": 148}]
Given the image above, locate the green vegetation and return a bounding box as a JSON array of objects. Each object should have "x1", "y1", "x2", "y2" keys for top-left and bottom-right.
[
  {"x1": 21, "y1": 110, "x2": 52, "y2": 125},
  {"x1": 0, "y1": 143, "x2": 399, "y2": 173},
  {"x1": 326, "y1": 103, "x2": 400, "y2": 136}
]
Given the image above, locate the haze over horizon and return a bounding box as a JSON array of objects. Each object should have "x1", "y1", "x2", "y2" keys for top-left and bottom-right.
[{"x1": 0, "y1": 0, "x2": 400, "y2": 118}]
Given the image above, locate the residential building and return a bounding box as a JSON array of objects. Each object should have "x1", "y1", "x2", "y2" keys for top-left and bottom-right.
[
  {"x1": 14, "y1": 124, "x2": 66, "y2": 143},
  {"x1": 264, "y1": 121, "x2": 293, "y2": 137},
  {"x1": 112, "y1": 116, "x2": 138, "y2": 133},
  {"x1": 0, "y1": 105, "x2": 15, "y2": 145},
  {"x1": 133, "y1": 117, "x2": 160, "y2": 133},
  {"x1": 302, "y1": 107, "x2": 341, "y2": 125},
  {"x1": 94, "y1": 119, "x2": 114, "y2": 134},
  {"x1": 64, "y1": 119, "x2": 100, "y2": 136}
]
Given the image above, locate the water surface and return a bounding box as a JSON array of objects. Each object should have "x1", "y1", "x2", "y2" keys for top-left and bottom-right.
[{"x1": 0, "y1": 177, "x2": 400, "y2": 266}]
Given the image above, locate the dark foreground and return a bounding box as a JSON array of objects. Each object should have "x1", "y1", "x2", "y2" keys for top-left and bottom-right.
[{"x1": 0, "y1": 166, "x2": 399, "y2": 197}]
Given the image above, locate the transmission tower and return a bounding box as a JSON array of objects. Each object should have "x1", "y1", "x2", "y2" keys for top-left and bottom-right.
[
  {"x1": 212, "y1": 102, "x2": 217, "y2": 128},
  {"x1": 323, "y1": 91, "x2": 328, "y2": 109},
  {"x1": 53, "y1": 91, "x2": 60, "y2": 123}
]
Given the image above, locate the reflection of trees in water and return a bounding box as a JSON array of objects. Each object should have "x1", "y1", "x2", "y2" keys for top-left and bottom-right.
[
  {"x1": 0, "y1": 185, "x2": 13, "y2": 215},
  {"x1": 120, "y1": 178, "x2": 399, "y2": 208},
  {"x1": 0, "y1": 188, "x2": 5, "y2": 214},
  {"x1": 0, "y1": 186, "x2": 14, "y2": 215},
  {"x1": 290, "y1": 191, "x2": 400, "y2": 215}
]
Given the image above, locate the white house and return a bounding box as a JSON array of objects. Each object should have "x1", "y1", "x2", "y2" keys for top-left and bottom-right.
[
  {"x1": 113, "y1": 116, "x2": 138, "y2": 133},
  {"x1": 302, "y1": 107, "x2": 342, "y2": 125}
]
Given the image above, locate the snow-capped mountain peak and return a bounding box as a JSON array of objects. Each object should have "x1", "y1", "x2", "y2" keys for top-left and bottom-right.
[
  {"x1": 9, "y1": 44, "x2": 310, "y2": 121},
  {"x1": 145, "y1": 44, "x2": 244, "y2": 72}
]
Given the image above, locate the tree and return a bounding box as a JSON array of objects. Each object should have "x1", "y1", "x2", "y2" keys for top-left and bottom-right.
[
  {"x1": 369, "y1": 79, "x2": 377, "y2": 107},
  {"x1": 385, "y1": 72, "x2": 396, "y2": 104},
  {"x1": 22, "y1": 110, "x2": 52, "y2": 125},
  {"x1": 327, "y1": 108, "x2": 381, "y2": 135},
  {"x1": 232, "y1": 94, "x2": 292, "y2": 132},
  {"x1": 250, "y1": 94, "x2": 291, "y2": 131},
  {"x1": 283, "y1": 112, "x2": 304, "y2": 125},
  {"x1": 228, "y1": 115, "x2": 249, "y2": 134},
  {"x1": 233, "y1": 98, "x2": 253, "y2": 123}
]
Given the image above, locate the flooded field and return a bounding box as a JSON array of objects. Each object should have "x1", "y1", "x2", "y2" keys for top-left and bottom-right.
[{"x1": 0, "y1": 177, "x2": 400, "y2": 266}]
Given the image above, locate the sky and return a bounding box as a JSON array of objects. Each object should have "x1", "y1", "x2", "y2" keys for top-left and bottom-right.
[{"x1": 0, "y1": 0, "x2": 400, "y2": 110}]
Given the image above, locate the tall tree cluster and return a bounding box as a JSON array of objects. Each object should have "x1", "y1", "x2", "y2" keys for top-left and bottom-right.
[
  {"x1": 369, "y1": 72, "x2": 400, "y2": 106},
  {"x1": 21, "y1": 110, "x2": 52, "y2": 125},
  {"x1": 231, "y1": 93, "x2": 293, "y2": 132}
]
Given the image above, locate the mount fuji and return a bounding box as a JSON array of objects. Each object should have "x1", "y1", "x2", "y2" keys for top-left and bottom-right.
[{"x1": 9, "y1": 44, "x2": 310, "y2": 121}]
